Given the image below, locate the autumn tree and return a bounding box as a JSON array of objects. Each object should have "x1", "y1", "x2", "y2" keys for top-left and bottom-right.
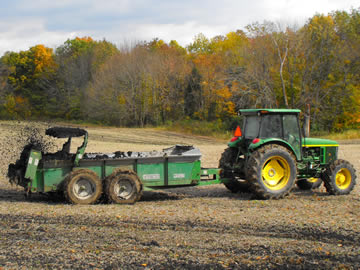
[
  {"x1": 187, "y1": 33, "x2": 213, "y2": 54},
  {"x1": 184, "y1": 66, "x2": 202, "y2": 118},
  {"x1": 86, "y1": 40, "x2": 191, "y2": 126},
  {"x1": 330, "y1": 8, "x2": 360, "y2": 129},
  {"x1": 298, "y1": 15, "x2": 345, "y2": 130},
  {"x1": 0, "y1": 59, "x2": 12, "y2": 117},
  {"x1": 244, "y1": 21, "x2": 296, "y2": 108},
  {"x1": 50, "y1": 37, "x2": 118, "y2": 119},
  {"x1": 211, "y1": 30, "x2": 248, "y2": 66},
  {"x1": 146, "y1": 39, "x2": 190, "y2": 122},
  {"x1": 1, "y1": 45, "x2": 56, "y2": 117}
]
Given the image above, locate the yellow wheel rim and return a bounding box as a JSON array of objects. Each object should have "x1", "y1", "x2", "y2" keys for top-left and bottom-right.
[
  {"x1": 308, "y1": 177, "x2": 319, "y2": 183},
  {"x1": 335, "y1": 168, "x2": 351, "y2": 190},
  {"x1": 262, "y1": 156, "x2": 290, "y2": 191}
]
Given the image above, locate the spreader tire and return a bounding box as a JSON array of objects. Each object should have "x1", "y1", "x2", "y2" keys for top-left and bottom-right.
[
  {"x1": 219, "y1": 148, "x2": 250, "y2": 193},
  {"x1": 296, "y1": 178, "x2": 322, "y2": 190},
  {"x1": 246, "y1": 144, "x2": 297, "y2": 199},
  {"x1": 322, "y1": 159, "x2": 357, "y2": 195},
  {"x1": 64, "y1": 169, "x2": 102, "y2": 204},
  {"x1": 105, "y1": 169, "x2": 143, "y2": 204}
]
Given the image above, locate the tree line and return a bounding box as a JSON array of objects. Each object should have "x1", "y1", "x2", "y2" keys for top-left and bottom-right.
[{"x1": 0, "y1": 9, "x2": 359, "y2": 131}]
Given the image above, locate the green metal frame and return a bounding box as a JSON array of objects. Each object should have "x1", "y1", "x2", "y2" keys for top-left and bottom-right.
[
  {"x1": 23, "y1": 133, "x2": 225, "y2": 193},
  {"x1": 74, "y1": 132, "x2": 88, "y2": 166}
]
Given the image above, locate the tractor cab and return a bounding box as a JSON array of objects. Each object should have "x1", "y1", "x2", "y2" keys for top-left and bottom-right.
[{"x1": 229, "y1": 109, "x2": 302, "y2": 160}]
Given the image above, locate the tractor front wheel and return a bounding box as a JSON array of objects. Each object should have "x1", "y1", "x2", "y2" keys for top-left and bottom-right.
[
  {"x1": 246, "y1": 144, "x2": 297, "y2": 199},
  {"x1": 322, "y1": 159, "x2": 357, "y2": 195}
]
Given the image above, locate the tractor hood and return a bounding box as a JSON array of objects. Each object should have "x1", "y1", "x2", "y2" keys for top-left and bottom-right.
[{"x1": 302, "y1": 137, "x2": 339, "y2": 147}]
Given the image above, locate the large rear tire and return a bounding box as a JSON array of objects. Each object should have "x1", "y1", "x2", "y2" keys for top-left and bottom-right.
[
  {"x1": 246, "y1": 144, "x2": 297, "y2": 199},
  {"x1": 219, "y1": 148, "x2": 249, "y2": 193},
  {"x1": 322, "y1": 159, "x2": 356, "y2": 195},
  {"x1": 64, "y1": 169, "x2": 102, "y2": 204},
  {"x1": 104, "y1": 169, "x2": 143, "y2": 204}
]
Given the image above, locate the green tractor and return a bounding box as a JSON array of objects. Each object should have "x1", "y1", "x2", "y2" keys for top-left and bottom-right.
[{"x1": 219, "y1": 109, "x2": 357, "y2": 199}]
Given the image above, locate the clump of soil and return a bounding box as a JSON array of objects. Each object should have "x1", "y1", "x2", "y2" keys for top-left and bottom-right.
[
  {"x1": 83, "y1": 145, "x2": 199, "y2": 160},
  {"x1": 7, "y1": 144, "x2": 33, "y2": 187},
  {"x1": 7, "y1": 125, "x2": 56, "y2": 187}
]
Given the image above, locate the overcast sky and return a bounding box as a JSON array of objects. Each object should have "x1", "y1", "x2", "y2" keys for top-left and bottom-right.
[{"x1": 0, "y1": 0, "x2": 359, "y2": 56}]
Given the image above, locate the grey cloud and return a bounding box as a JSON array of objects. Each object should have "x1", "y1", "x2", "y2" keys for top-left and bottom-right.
[{"x1": 0, "y1": 0, "x2": 359, "y2": 56}]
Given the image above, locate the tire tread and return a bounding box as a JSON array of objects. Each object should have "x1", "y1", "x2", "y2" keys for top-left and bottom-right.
[
  {"x1": 322, "y1": 159, "x2": 357, "y2": 195},
  {"x1": 104, "y1": 169, "x2": 143, "y2": 204},
  {"x1": 246, "y1": 144, "x2": 297, "y2": 199},
  {"x1": 63, "y1": 169, "x2": 102, "y2": 204}
]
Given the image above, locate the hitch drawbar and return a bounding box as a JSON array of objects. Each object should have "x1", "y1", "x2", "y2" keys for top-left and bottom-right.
[{"x1": 199, "y1": 168, "x2": 228, "y2": 186}]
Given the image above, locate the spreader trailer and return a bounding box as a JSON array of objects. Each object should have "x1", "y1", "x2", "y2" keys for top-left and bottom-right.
[{"x1": 8, "y1": 127, "x2": 227, "y2": 204}]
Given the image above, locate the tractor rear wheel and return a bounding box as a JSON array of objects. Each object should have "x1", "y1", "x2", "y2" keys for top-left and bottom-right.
[
  {"x1": 246, "y1": 144, "x2": 297, "y2": 199},
  {"x1": 64, "y1": 169, "x2": 102, "y2": 204},
  {"x1": 219, "y1": 148, "x2": 249, "y2": 193},
  {"x1": 322, "y1": 159, "x2": 357, "y2": 195},
  {"x1": 296, "y1": 178, "x2": 322, "y2": 190},
  {"x1": 105, "y1": 169, "x2": 143, "y2": 204}
]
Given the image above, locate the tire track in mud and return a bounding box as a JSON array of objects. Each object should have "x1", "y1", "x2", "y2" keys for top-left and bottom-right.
[
  {"x1": 1, "y1": 213, "x2": 359, "y2": 269},
  {"x1": 1, "y1": 213, "x2": 359, "y2": 246}
]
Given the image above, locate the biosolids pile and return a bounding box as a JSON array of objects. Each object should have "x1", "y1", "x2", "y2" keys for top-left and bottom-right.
[
  {"x1": 5, "y1": 124, "x2": 56, "y2": 187},
  {"x1": 6, "y1": 126, "x2": 87, "y2": 187},
  {"x1": 83, "y1": 145, "x2": 199, "y2": 160}
]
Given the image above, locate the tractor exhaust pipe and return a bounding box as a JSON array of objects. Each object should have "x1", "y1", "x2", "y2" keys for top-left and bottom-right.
[{"x1": 303, "y1": 104, "x2": 310, "y2": 137}]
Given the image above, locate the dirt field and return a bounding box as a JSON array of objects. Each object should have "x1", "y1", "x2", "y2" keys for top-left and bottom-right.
[{"x1": 0, "y1": 121, "x2": 359, "y2": 269}]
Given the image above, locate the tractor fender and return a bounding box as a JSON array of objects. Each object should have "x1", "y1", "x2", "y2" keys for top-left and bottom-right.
[
  {"x1": 227, "y1": 137, "x2": 242, "y2": 148},
  {"x1": 248, "y1": 138, "x2": 301, "y2": 161}
]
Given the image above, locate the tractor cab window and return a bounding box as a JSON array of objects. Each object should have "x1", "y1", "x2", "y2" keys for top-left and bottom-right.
[
  {"x1": 259, "y1": 114, "x2": 282, "y2": 139},
  {"x1": 282, "y1": 115, "x2": 300, "y2": 141},
  {"x1": 244, "y1": 116, "x2": 260, "y2": 139},
  {"x1": 282, "y1": 114, "x2": 301, "y2": 156}
]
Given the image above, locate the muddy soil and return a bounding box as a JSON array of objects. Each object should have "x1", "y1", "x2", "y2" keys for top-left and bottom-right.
[{"x1": 0, "y1": 121, "x2": 359, "y2": 269}]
